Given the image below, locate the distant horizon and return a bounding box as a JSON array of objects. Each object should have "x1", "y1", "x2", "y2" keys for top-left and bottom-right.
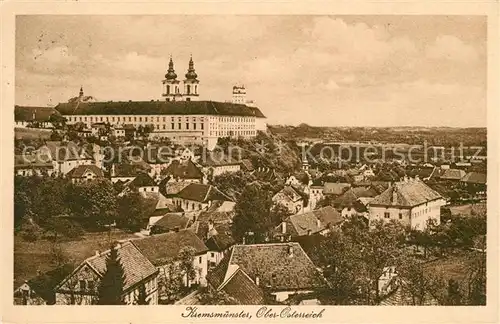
[{"x1": 16, "y1": 15, "x2": 486, "y2": 127}]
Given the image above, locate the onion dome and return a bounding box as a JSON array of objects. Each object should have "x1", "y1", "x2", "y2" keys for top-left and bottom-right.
[
  {"x1": 165, "y1": 57, "x2": 178, "y2": 80},
  {"x1": 185, "y1": 56, "x2": 198, "y2": 80}
]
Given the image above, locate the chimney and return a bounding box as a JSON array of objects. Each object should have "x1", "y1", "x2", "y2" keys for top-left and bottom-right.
[
  {"x1": 111, "y1": 164, "x2": 116, "y2": 177},
  {"x1": 242, "y1": 236, "x2": 246, "y2": 245},
  {"x1": 255, "y1": 275, "x2": 260, "y2": 286},
  {"x1": 392, "y1": 187, "x2": 398, "y2": 205},
  {"x1": 316, "y1": 218, "x2": 321, "y2": 228},
  {"x1": 95, "y1": 250, "x2": 100, "y2": 256},
  {"x1": 281, "y1": 221, "x2": 287, "y2": 234},
  {"x1": 287, "y1": 244, "x2": 294, "y2": 257}
]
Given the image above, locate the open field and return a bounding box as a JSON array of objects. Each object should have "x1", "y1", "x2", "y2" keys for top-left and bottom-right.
[
  {"x1": 14, "y1": 230, "x2": 138, "y2": 288},
  {"x1": 15, "y1": 127, "x2": 52, "y2": 140}
]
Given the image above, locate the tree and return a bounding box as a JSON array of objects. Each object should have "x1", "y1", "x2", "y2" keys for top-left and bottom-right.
[
  {"x1": 178, "y1": 247, "x2": 197, "y2": 287},
  {"x1": 45, "y1": 217, "x2": 84, "y2": 241},
  {"x1": 117, "y1": 192, "x2": 155, "y2": 232},
  {"x1": 446, "y1": 279, "x2": 463, "y2": 305},
  {"x1": 97, "y1": 244, "x2": 126, "y2": 305},
  {"x1": 157, "y1": 259, "x2": 184, "y2": 304},
  {"x1": 68, "y1": 178, "x2": 118, "y2": 229},
  {"x1": 49, "y1": 114, "x2": 67, "y2": 130},
  {"x1": 14, "y1": 190, "x2": 31, "y2": 231},
  {"x1": 135, "y1": 284, "x2": 149, "y2": 305},
  {"x1": 232, "y1": 183, "x2": 274, "y2": 243},
  {"x1": 466, "y1": 253, "x2": 486, "y2": 305}
]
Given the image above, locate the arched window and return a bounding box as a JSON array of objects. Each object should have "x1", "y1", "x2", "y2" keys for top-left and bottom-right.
[
  {"x1": 166, "y1": 85, "x2": 170, "y2": 95},
  {"x1": 187, "y1": 85, "x2": 191, "y2": 95}
]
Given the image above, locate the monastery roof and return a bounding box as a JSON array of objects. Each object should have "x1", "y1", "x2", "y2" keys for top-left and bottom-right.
[{"x1": 55, "y1": 100, "x2": 266, "y2": 118}]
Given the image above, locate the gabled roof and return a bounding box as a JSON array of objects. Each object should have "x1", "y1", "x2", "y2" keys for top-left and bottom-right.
[
  {"x1": 55, "y1": 100, "x2": 266, "y2": 118},
  {"x1": 177, "y1": 183, "x2": 232, "y2": 203},
  {"x1": 163, "y1": 159, "x2": 204, "y2": 180},
  {"x1": 67, "y1": 165, "x2": 104, "y2": 179},
  {"x1": 15, "y1": 106, "x2": 60, "y2": 122},
  {"x1": 159, "y1": 179, "x2": 191, "y2": 197},
  {"x1": 273, "y1": 186, "x2": 303, "y2": 203},
  {"x1": 460, "y1": 172, "x2": 486, "y2": 185},
  {"x1": 39, "y1": 141, "x2": 93, "y2": 161},
  {"x1": 57, "y1": 241, "x2": 157, "y2": 292},
  {"x1": 280, "y1": 206, "x2": 343, "y2": 237},
  {"x1": 128, "y1": 172, "x2": 156, "y2": 188},
  {"x1": 240, "y1": 159, "x2": 255, "y2": 172},
  {"x1": 323, "y1": 182, "x2": 351, "y2": 195},
  {"x1": 370, "y1": 179, "x2": 443, "y2": 208},
  {"x1": 134, "y1": 230, "x2": 208, "y2": 266},
  {"x1": 219, "y1": 268, "x2": 265, "y2": 305},
  {"x1": 207, "y1": 243, "x2": 325, "y2": 292},
  {"x1": 14, "y1": 154, "x2": 53, "y2": 169},
  {"x1": 334, "y1": 187, "x2": 377, "y2": 209},
  {"x1": 151, "y1": 213, "x2": 190, "y2": 233},
  {"x1": 439, "y1": 169, "x2": 466, "y2": 180}
]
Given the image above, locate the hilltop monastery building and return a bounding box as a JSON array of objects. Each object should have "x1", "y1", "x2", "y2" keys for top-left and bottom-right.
[{"x1": 55, "y1": 57, "x2": 267, "y2": 149}]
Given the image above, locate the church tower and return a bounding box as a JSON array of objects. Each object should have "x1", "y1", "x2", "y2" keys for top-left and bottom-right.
[
  {"x1": 232, "y1": 85, "x2": 246, "y2": 104},
  {"x1": 162, "y1": 57, "x2": 182, "y2": 101},
  {"x1": 183, "y1": 56, "x2": 200, "y2": 101}
]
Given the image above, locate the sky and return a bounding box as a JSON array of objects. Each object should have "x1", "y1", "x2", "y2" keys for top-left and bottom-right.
[{"x1": 15, "y1": 15, "x2": 486, "y2": 127}]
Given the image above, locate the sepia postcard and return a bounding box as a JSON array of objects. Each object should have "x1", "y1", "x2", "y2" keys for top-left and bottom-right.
[{"x1": 1, "y1": 1, "x2": 499, "y2": 324}]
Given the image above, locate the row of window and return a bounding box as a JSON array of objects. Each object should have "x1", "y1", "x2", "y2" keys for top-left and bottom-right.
[
  {"x1": 67, "y1": 116, "x2": 206, "y2": 123},
  {"x1": 219, "y1": 117, "x2": 254, "y2": 123},
  {"x1": 384, "y1": 212, "x2": 404, "y2": 220},
  {"x1": 210, "y1": 130, "x2": 256, "y2": 137}
]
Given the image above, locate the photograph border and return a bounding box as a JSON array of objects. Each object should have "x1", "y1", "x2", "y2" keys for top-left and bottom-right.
[{"x1": 1, "y1": 1, "x2": 499, "y2": 323}]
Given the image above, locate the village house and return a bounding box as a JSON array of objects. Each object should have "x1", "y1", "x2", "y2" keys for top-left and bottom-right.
[
  {"x1": 134, "y1": 230, "x2": 209, "y2": 287},
  {"x1": 323, "y1": 182, "x2": 351, "y2": 196},
  {"x1": 14, "y1": 105, "x2": 58, "y2": 129},
  {"x1": 162, "y1": 158, "x2": 204, "y2": 183},
  {"x1": 54, "y1": 241, "x2": 159, "y2": 305},
  {"x1": 14, "y1": 153, "x2": 54, "y2": 177},
  {"x1": 14, "y1": 265, "x2": 74, "y2": 305},
  {"x1": 173, "y1": 183, "x2": 232, "y2": 212},
  {"x1": 67, "y1": 165, "x2": 104, "y2": 184},
  {"x1": 272, "y1": 186, "x2": 305, "y2": 215},
  {"x1": 37, "y1": 141, "x2": 96, "y2": 175},
  {"x1": 110, "y1": 163, "x2": 146, "y2": 184},
  {"x1": 368, "y1": 177, "x2": 446, "y2": 230},
  {"x1": 149, "y1": 212, "x2": 190, "y2": 234},
  {"x1": 438, "y1": 168, "x2": 467, "y2": 182},
  {"x1": 460, "y1": 172, "x2": 487, "y2": 197},
  {"x1": 206, "y1": 242, "x2": 326, "y2": 303},
  {"x1": 274, "y1": 206, "x2": 343, "y2": 241},
  {"x1": 200, "y1": 152, "x2": 241, "y2": 178},
  {"x1": 333, "y1": 186, "x2": 378, "y2": 218},
  {"x1": 194, "y1": 205, "x2": 236, "y2": 268},
  {"x1": 119, "y1": 172, "x2": 159, "y2": 196}
]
